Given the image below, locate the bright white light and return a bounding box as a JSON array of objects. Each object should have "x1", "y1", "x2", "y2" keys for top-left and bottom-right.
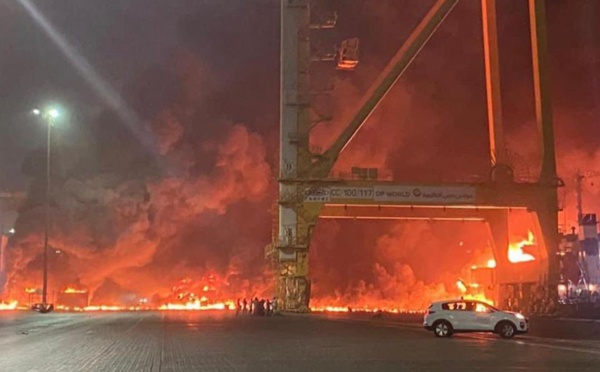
[
  {"x1": 18, "y1": 0, "x2": 157, "y2": 154},
  {"x1": 515, "y1": 313, "x2": 525, "y2": 319},
  {"x1": 8, "y1": 228, "x2": 15, "y2": 234},
  {"x1": 33, "y1": 107, "x2": 60, "y2": 120}
]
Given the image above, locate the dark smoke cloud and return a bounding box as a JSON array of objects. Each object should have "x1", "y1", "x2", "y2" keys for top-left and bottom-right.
[{"x1": 4, "y1": 43, "x2": 275, "y2": 302}]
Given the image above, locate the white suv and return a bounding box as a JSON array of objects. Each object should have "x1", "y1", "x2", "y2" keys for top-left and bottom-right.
[{"x1": 423, "y1": 300, "x2": 529, "y2": 339}]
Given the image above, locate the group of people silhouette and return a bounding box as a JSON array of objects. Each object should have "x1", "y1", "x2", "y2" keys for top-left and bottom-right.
[{"x1": 236, "y1": 297, "x2": 277, "y2": 316}]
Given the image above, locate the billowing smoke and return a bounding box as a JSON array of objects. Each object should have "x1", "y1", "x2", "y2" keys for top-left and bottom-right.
[
  {"x1": 3, "y1": 48, "x2": 275, "y2": 303},
  {"x1": 5, "y1": 120, "x2": 274, "y2": 303},
  {"x1": 2, "y1": 1, "x2": 599, "y2": 308},
  {"x1": 309, "y1": 220, "x2": 493, "y2": 310}
]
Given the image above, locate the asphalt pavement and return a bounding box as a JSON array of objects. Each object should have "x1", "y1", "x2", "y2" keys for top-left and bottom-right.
[{"x1": 0, "y1": 311, "x2": 599, "y2": 371}]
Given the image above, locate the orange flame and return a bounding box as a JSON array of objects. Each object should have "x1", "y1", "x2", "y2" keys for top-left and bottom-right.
[
  {"x1": 83, "y1": 305, "x2": 129, "y2": 311},
  {"x1": 63, "y1": 287, "x2": 88, "y2": 294},
  {"x1": 508, "y1": 231, "x2": 536, "y2": 263},
  {"x1": 456, "y1": 279, "x2": 495, "y2": 306},
  {"x1": 309, "y1": 306, "x2": 423, "y2": 314},
  {"x1": 0, "y1": 301, "x2": 18, "y2": 311},
  {"x1": 456, "y1": 280, "x2": 468, "y2": 293},
  {"x1": 159, "y1": 300, "x2": 234, "y2": 311},
  {"x1": 462, "y1": 294, "x2": 495, "y2": 305}
]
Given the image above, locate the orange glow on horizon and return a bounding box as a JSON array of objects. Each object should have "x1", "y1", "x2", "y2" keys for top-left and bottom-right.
[
  {"x1": 63, "y1": 287, "x2": 88, "y2": 294},
  {"x1": 158, "y1": 299, "x2": 235, "y2": 311},
  {"x1": 462, "y1": 294, "x2": 494, "y2": 306},
  {"x1": 0, "y1": 301, "x2": 237, "y2": 312}
]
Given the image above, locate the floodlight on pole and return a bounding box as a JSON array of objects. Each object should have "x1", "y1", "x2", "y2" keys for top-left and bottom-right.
[
  {"x1": 33, "y1": 107, "x2": 61, "y2": 123},
  {"x1": 31, "y1": 104, "x2": 63, "y2": 313},
  {"x1": 48, "y1": 108, "x2": 59, "y2": 119}
]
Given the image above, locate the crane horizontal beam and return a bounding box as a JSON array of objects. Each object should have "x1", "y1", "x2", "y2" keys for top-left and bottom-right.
[{"x1": 302, "y1": 180, "x2": 556, "y2": 210}]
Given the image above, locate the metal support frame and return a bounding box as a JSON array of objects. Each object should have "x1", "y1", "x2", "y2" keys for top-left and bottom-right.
[
  {"x1": 528, "y1": 0, "x2": 557, "y2": 184},
  {"x1": 278, "y1": 0, "x2": 560, "y2": 312},
  {"x1": 42, "y1": 116, "x2": 51, "y2": 305},
  {"x1": 278, "y1": 0, "x2": 312, "y2": 312},
  {"x1": 528, "y1": 0, "x2": 560, "y2": 299},
  {"x1": 481, "y1": 0, "x2": 506, "y2": 165},
  {"x1": 312, "y1": 0, "x2": 460, "y2": 176}
]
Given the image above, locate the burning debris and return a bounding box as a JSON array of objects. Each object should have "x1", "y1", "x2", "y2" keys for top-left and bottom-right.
[{"x1": 307, "y1": 220, "x2": 497, "y2": 313}]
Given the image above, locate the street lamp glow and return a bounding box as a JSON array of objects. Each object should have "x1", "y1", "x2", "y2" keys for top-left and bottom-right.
[
  {"x1": 32, "y1": 107, "x2": 62, "y2": 122},
  {"x1": 48, "y1": 108, "x2": 60, "y2": 119}
]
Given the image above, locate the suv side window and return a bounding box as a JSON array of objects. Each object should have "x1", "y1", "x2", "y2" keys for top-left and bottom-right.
[
  {"x1": 442, "y1": 302, "x2": 468, "y2": 311},
  {"x1": 475, "y1": 302, "x2": 492, "y2": 313}
]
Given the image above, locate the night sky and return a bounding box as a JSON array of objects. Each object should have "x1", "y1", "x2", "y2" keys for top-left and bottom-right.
[{"x1": 0, "y1": 0, "x2": 280, "y2": 189}]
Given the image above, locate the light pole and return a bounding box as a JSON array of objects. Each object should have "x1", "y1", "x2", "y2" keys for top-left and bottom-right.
[{"x1": 33, "y1": 107, "x2": 60, "y2": 309}]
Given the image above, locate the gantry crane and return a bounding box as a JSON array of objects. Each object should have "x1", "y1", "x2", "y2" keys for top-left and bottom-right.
[{"x1": 276, "y1": 0, "x2": 560, "y2": 312}]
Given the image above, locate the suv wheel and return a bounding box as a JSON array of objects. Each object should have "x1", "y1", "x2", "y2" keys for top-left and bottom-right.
[
  {"x1": 496, "y1": 321, "x2": 516, "y2": 339},
  {"x1": 433, "y1": 320, "x2": 453, "y2": 338}
]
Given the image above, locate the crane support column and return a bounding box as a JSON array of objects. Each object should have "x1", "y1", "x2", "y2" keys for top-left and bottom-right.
[
  {"x1": 481, "y1": 0, "x2": 506, "y2": 165},
  {"x1": 529, "y1": 0, "x2": 560, "y2": 297},
  {"x1": 529, "y1": 0, "x2": 556, "y2": 183},
  {"x1": 278, "y1": 0, "x2": 312, "y2": 312}
]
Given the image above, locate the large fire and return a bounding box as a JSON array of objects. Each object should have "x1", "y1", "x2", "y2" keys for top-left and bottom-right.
[
  {"x1": 0, "y1": 273, "x2": 260, "y2": 312},
  {"x1": 508, "y1": 231, "x2": 536, "y2": 263},
  {"x1": 0, "y1": 121, "x2": 274, "y2": 311},
  {"x1": 308, "y1": 228, "x2": 540, "y2": 313},
  {"x1": 0, "y1": 228, "x2": 538, "y2": 313},
  {"x1": 0, "y1": 0, "x2": 589, "y2": 316},
  {"x1": 455, "y1": 280, "x2": 494, "y2": 306}
]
